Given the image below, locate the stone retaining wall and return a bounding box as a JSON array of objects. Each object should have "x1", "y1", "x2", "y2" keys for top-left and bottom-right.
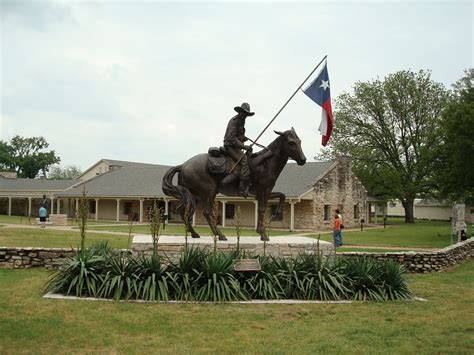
[
  {"x1": 1, "y1": 238, "x2": 472, "y2": 272},
  {"x1": 340, "y1": 238, "x2": 474, "y2": 273},
  {"x1": 0, "y1": 247, "x2": 76, "y2": 269}
]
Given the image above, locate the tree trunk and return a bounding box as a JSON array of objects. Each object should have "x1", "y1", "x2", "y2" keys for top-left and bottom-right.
[{"x1": 402, "y1": 198, "x2": 415, "y2": 223}]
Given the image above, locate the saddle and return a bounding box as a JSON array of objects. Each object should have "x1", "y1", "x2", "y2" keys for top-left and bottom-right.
[
  {"x1": 207, "y1": 147, "x2": 233, "y2": 175},
  {"x1": 207, "y1": 146, "x2": 272, "y2": 176}
]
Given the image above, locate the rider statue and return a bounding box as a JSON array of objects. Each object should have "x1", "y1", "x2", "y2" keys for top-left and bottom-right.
[{"x1": 223, "y1": 102, "x2": 254, "y2": 198}]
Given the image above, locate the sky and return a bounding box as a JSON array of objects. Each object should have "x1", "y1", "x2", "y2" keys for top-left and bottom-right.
[{"x1": 1, "y1": 0, "x2": 472, "y2": 172}]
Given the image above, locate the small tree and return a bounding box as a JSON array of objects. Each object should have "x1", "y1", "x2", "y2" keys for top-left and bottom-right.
[
  {"x1": 77, "y1": 186, "x2": 89, "y2": 251},
  {"x1": 149, "y1": 200, "x2": 163, "y2": 257},
  {"x1": 235, "y1": 206, "x2": 242, "y2": 252},
  {"x1": 127, "y1": 209, "x2": 135, "y2": 250}
]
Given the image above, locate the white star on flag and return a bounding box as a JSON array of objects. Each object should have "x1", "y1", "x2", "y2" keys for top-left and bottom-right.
[{"x1": 319, "y1": 80, "x2": 330, "y2": 90}]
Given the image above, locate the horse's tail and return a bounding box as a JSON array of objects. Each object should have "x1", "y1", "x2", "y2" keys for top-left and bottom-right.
[{"x1": 162, "y1": 165, "x2": 196, "y2": 223}]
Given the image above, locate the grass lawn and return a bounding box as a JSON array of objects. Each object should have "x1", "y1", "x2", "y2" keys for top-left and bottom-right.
[
  {"x1": 0, "y1": 215, "x2": 126, "y2": 226},
  {"x1": 0, "y1": 227, "x2": 129, "y2": 249},
  {"x1": 0, "y1": 261, "x2": 472, "y2": 353},
  {"x1": 85, "y1": 223, "x2": 297, "y2": 237},
  {"x1": 314, "y1": 220, "x2": 455, "y2": 249}
]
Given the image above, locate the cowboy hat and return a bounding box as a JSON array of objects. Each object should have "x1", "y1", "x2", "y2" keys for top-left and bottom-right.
[{"x1": 234, "y1": 102, "x2": 255, "y2": 116}]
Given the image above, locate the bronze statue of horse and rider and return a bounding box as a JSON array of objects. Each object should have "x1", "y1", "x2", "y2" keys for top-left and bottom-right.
[{"x1": 162, "y1": 103, "x2": 306, "y2": 241}]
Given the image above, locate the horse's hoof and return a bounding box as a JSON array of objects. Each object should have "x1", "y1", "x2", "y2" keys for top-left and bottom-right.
[
  {"x1": 192, "y1": 235, "x2": 200, "y2": 239},
  {"x1": 219, "y1": 236, "x2": 228, "y2": 241},
  {"x1": 260, "y1": 236, "x2": 269, "y2": 242}
]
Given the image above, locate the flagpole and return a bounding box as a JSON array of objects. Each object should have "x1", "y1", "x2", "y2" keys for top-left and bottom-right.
[
  {"x1": 251, "y1": 54, "x2": 328, "y2": 146},
  {"x1": 230, "y1": 55, "x2": 327, "y2": 173}
]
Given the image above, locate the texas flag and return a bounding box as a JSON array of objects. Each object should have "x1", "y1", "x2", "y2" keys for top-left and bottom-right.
[{"x1": 302, "y1": 63, "x2": 333, "y2": 146}]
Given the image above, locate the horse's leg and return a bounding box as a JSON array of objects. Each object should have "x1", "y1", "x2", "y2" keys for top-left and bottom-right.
[
  {"x1": 202, "y1": 195, "x2": 227, "y2": 241},
  {"x1": 179, "y1": 200, "x2": 200, "y2": 238},
  {"x1": 269, "y1": 192, "x2": 286, "y2": 221}
]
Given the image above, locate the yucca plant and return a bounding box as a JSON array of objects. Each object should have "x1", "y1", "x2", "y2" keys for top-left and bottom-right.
[
  {"x1": 46, "y1": 247, "x2": 106, "y2": 297},
  {"x1": 196, "y1": 252, "x2": 247, "y2": 302},
  {"x1": 291, "y1": 254, "x2": 349, "y2": 300},
  {"x1": 98, "y1": 254, "x2": 139, "y2": 300},
  {"x1": 379, "y1": 259, "x2": 412, "y2": 300},
  {"x1": 132, "y1": 254, "x2": 170, "y2": 302},
  {"x1": 343, "y1": 257, "x2": 386, "y2": 301},
  {"x1": 166, "y1": 246, "x2": 207, "y2": 301},
  {"x1": 238, "y1": 256, "x2": 284, "y2": 300}
]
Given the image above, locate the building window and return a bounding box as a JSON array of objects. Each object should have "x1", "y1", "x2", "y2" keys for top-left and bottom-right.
[
  {"x1": 225, "y1": 204, "x2": 235, "y2": 219},
  {"x1": 354, "y1": 204, "x2": 359, "y2": 220},
  {"x1": 324, "y1": 205, "x2": 330, "y2": 221},
  {"x1": 271, "y1": 205, "x2": 282, "y2": 220},
  {"x1": 89, "y1": 200, "x2": 96, "y2": 214},
  {"x1": 123, "y1": 202, "x2": 133, "y2": 215}
]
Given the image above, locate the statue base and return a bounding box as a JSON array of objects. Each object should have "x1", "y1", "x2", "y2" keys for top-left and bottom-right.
[{"x1": 132, "y1": 235, "x2": 334, "y2": 259}]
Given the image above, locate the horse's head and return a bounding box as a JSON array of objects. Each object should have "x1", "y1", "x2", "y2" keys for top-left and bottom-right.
[{"x1": 274, "y1": 127, "x2": 306, "y2": 165}]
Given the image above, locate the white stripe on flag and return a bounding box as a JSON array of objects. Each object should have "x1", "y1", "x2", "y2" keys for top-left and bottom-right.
[{"x1": 318, "y1": 109, "x2": 328, "y2": 136}]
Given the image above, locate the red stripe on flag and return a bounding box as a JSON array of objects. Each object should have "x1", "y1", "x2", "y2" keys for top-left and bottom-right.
[{"x1": 321, "y1": 99, "x2": 333, "y2": 146}]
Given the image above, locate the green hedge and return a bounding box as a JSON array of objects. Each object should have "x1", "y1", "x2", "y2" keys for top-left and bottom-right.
[{"x1": 46, "y1": 243, "x2": 412, "y2": 302}]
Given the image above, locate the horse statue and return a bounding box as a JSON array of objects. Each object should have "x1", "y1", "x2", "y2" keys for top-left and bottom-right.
[{"x1": 162, "y1": 128, "x2": 306, "y2": 241}]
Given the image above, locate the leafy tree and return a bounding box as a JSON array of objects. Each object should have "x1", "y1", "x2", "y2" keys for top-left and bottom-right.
[
  {"x1": 434, "y1": 68, "x2": 474, "y2": 205},
  {"x1": 320, "y1": 70, "x2": 449, "y2": 223},
  {"x1": 0, "y1": 136, "x2": 60, "y2": 178},
  {"x1": 49, "y1": 165, "x2": 83, "y2": 180}
]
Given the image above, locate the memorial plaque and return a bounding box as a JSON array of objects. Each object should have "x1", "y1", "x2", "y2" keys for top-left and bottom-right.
[{"x1": 234, "y1": 259, "x2": 261, "y2": 272}]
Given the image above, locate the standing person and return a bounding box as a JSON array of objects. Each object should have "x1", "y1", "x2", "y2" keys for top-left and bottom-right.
[
  {"x1": 223, "y1": 102, "x2": 255, "y2": 198},
  {"x1": 39, "y1": 205, "x2": 47, "y2": 228},
  {"x1": 333, "y1": 210, "x2": 343, "y2": 247}
]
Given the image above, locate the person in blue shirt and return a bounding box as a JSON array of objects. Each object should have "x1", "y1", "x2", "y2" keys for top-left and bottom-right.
[{"x1": 39, "y1": 206, "x2": 47, "y2": 228}]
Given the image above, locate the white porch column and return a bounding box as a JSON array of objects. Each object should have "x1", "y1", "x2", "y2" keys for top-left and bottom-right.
[
  {"x1": 254, "y1": 200, "x2": 258, "y2": 229},
  {"x1": 95, "y1": 199, "x2": 99, "y2": 221},
  {"x1": 75, "y1": 198, "x2": 79, "y2": 217},
  {"x1": 8, "y1": 196, "x2": 12, "y2": 216},
  {"x1": 50, "y1": 197, "x2": 55, "y2": 215},
  {"x1": 164, "y1": 199, "x2": 169, "y2": 224},
  {"x1": 221, "y1": 200, "x2": 226, "y2": 227},
  {"x1": 192, "y1": 211, "x2": 196, "y2": 226},
  {"x1": 139, "y1": 199, "x2": 144, "y2": 223},
  {"x1": 28, "y1": 197, "x2": 32, "y2": 217},
  {"x1": 57, "y1": 198, "x2": 61, "y2": 214},
  {"x1": 116, "y1": 199, "x2": 121, "y2": 222},
  {"x1": 290, "y1": 201, "x2": 295, "y2": 231}
]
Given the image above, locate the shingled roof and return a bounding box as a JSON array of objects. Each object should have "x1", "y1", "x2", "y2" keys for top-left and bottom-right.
[
  {"x1": 56, "y1": 160, "x2": 336, "y2": 199},
  {"x1": 0, "y1": 177, "x2": 78, "y2": 192}
]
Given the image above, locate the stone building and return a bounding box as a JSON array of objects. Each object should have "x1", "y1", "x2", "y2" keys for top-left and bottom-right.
[{"x1": 0, "y1": 157, "x2": 369, "y2": 231}]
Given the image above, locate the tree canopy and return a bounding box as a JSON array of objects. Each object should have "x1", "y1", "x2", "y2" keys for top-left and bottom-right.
[
  {"x1": 434, "y1": 68, "x2": 474, "y2": 205},
  {"x1": 49, "y1": 165, "x2": 83, "y2": 180},
  {"x1": 0, "y1": 136, "x2": 60, "y2": 178},
  {"x1": 320, "y1": 70, "x2": 449, "y2": 222}
]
